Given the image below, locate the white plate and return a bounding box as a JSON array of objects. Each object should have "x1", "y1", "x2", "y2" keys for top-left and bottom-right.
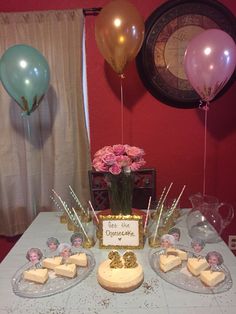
[
  {"x1": 12, "y1": 250, "x2": 96, "y2": 298},
  {"x1": 149, "y1": 247, "x2": 232, "y2": 294}
]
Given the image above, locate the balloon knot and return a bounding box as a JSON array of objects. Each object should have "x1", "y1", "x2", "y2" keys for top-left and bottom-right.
[
  {"x1": 119, "y1": 74, "x2": 125, "y2": 79},
  {"x1": 21, "y1": 111, "x2": 30, "y2": 117},
  {"x1": 199, "y1": 100, "x2": 210, "y2": 111}
]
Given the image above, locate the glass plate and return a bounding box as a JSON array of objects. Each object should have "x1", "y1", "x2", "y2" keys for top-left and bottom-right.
[
  {"x1": 149, "y1": 247, "x2": 233, "y2": 294},
  {"x1": 11, "y1": 250, "x2": 96, "y2": 298}
]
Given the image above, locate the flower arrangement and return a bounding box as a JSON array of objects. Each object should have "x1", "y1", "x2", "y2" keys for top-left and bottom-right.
[
  {"x1": 92, "y1": 144, "x2": 146, "y2": 215},
  {"x1": 92, "y1": 144, "x2": 146, "y2": 174}
]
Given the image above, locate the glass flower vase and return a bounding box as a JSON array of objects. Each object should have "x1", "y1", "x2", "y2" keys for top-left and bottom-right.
[{"x1": 107, "y1": 172, "x2": 134, "y2": 215}]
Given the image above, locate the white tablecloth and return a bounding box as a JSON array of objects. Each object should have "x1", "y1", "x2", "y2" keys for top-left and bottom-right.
[{"x1": 0, "y1": 211, "x2": 236, "y2": 314}]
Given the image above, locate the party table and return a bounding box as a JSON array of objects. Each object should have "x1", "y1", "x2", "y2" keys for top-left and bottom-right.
[{"x1": 0, "y1": 210, "x2": 236, "y2": 314}]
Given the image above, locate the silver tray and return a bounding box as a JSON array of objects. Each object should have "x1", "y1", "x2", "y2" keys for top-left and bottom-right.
[
  {"x1": 12, "y1": 250, "x2": 96, "y2": 298},
  {"x1": 149, "y1": 247, "x2": 233, "y2": 294}
]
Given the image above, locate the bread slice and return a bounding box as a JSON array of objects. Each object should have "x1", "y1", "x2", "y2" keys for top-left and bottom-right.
[
  {"x1": 54, "y1": 263, "x2": 77, "y2": 278},
  {"x1": 166, "y1": 248, "x2": 188, "y2": 261},
  {"x1": 67, "y1": 253, "x2": 87, "y2": 267},
  {"x1": 187, "y1": 257, "x2": 209, "y2": 276},
  {"x1": 42, "y1": 256, "x2": 63, "y2": 270},
  {"x1": 200, "y1": 270, "x2": 225, "y2": 287},
  {"x1": 23, "y1": 268, "x2": 48, "y2": 284},
  {"x1": 159, "y1": 254, "x2": 182, "y2": 272}
]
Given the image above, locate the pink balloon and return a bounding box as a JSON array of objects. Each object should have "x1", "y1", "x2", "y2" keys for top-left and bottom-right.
[{"x1": 184, "y1": 29, "x2": 236, "y2": 102}]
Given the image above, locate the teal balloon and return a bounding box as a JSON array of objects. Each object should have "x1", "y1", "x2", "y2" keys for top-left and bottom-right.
[{"x1": 0, "y1": 44, "x2": 50, "y2": 115}]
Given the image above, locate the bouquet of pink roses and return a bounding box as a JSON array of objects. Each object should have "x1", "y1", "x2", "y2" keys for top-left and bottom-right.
[{"x1": 92, "y1": 144, "x2": 146, "y2": 174}]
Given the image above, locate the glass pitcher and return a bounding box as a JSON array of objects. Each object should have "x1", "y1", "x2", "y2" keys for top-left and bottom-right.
[{"x1": 187, "y1": 193, "x2": 234, "y2": 243}]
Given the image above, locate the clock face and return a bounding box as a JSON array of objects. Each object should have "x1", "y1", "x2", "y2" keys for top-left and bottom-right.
[
  {"x1": 136, "y1": 0, "x2": 236, "y2": 109},
  {"x1": 163, "y1": 25, "x2": 204, "y2": 80},
  {"x1": 155, "y1": 14, "x2": 218, "y2": 90}
]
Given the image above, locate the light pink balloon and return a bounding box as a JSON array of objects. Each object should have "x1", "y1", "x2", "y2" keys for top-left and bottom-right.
[{"x1": 184, "y1": 29, "x2": 236, "y2": 102}]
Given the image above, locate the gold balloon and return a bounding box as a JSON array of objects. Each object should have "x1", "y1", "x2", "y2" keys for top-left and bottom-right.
[{"x1": 95, "y1": 0, "x2": 145, "y2": 75}]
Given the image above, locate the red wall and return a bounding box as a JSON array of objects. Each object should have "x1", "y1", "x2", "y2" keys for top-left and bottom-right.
[{"x1": 1, "y1": 0, "x2": 236, "y2": 243}]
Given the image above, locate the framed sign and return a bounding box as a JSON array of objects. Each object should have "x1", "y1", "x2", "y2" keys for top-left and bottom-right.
[
  {"x1": 136, "y1": 0, "x2": 236, "y2": 109},
  {"x1": 99, "y1": 215, "x2": 144, "y2": 249}
]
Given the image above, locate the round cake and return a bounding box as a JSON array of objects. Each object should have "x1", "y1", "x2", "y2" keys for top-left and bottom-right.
[{"x1": 97, "y1": 259, "x2": 144, "y2": 292}]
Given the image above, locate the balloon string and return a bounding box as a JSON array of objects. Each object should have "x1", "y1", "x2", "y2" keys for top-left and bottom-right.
[
  {"x1": 24, "y1": 116, "x2": 37, "y2": 218},
  {"x1": 120, "y1": 75, "x2": 124, "y2": 144},
  {"x1": 203, "y1": 102, "x2": 209, "y2": 196}
]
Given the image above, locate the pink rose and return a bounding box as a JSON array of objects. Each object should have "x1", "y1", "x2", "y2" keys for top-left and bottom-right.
[
  {"x1": 94, "y1": 148, "x2": 105, "y2": 158},
  {"x1": 93, "y1": 144, "x2": 146, "y2": 174},
  {"x1": 113, "y1": 144, "x2": 126, "y2": 156},
  {"x1": 116, "y1": 155, "x2": 131, "y2": 168},
  {"x1": 102, "y1": 153, "x2": 116, "y2": 166},
  {"x1": 124, "y1": 144, "x2": 131, "y2": 150},
  {"x1": 94, "y1": 146, "x2": 113, "y2": 157},
  {"x1": 92, "y1": 157, "x2": 101, "y2": 167},
  {"x1": 126, "y1": 146, "x2": 145, "y2": 159},
  {"x1": 109, "y1": 163, "x2": 122, "y2": 175},
  {"x1": 130, "y1": 159, "x2": 146, "y2": 171},
  {"x1": 93, "y1": 159, "x2": 109, "y2": 172}
]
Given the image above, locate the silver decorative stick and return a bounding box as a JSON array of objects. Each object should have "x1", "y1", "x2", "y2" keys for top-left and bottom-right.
[
  {"x1": 71, "y1": 207, "x2": 90, "y2": 242},
  {"x1": 50, "y1": 195, "x2": 63, "y2": 212},
  {"x1": 153, "y1": 203, "x2": 165, "y2": 243},
  {"x1": 160, "y1": 182, "x2": 173, "y2": 207},
  {"x1": 164, "y1": 185, "x2": 186, "y2": 225},
  {"x1": 88, "y1": 200, "x2": 99, "y2": 224},
  {"x1": 144, "y1": 196, "x2": 152, "y2": 233},
  {"x1": 173, "y1": 185, "x2": 186, "y2": 209},
  {"x1": 163, "y1": 198, "x2": 176, "y2": 225},
  {"x1": 69, "y1": 185, "x2": 87, "y2": 215},
  {"x1": 155, "y1": 186, "x2": 166, "y2": 211},
  {"x1": 52, "y1": 189, "x2": 77, "y2": 225},
  {"x1": 152, "y1": 182, "x2": 173, "y2": 242},
  {"x1": 52, "y1": 189, "x2": 90, "y2": 242}
]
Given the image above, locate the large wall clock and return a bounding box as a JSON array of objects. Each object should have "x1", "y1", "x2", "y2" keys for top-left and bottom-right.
[{"x1": 136, "y1": 0, "x2": 236, "y2": 109}]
